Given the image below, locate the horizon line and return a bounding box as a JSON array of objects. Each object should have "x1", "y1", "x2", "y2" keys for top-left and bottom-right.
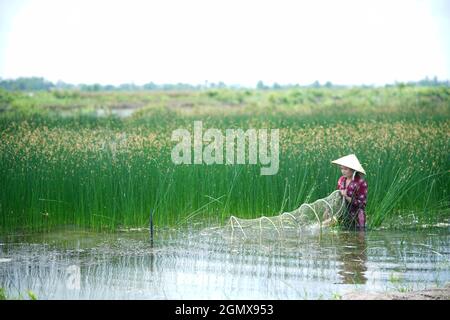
[{"x1": 1, "y1": 75, "x2": 449, "y2": 89}]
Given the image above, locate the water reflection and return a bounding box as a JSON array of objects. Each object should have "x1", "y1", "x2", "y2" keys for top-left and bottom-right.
[
  {"x1": 336, "y1": 231, "x2": 367, "y2": 284},
  {"x1": 0, "y1": 227, "x2": 448, "y2": 299}
]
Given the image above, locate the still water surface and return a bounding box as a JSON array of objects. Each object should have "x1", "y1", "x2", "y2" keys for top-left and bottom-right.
[{"x1": 0, "y1": 226, "x2": 449, "y2": 299}]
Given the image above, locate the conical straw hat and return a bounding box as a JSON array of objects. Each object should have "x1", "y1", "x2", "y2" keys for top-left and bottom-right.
[{"x1": 331, "y1": 154, "x2": 366, "y2": 175}]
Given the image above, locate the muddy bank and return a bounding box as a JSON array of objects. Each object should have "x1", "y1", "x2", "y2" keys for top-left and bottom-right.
[{"x1": 343, "y1": 283, "x2": 450, "y2": 300}]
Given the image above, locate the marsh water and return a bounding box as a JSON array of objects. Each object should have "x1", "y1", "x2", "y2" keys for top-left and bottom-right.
[{"x1": 0, "y1": 226, "x2": 449, "y2": 299}]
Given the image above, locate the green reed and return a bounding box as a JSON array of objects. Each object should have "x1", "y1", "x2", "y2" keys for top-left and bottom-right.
[{"x1": 0, "y1": 87, "x2": 449, "y2": 233}]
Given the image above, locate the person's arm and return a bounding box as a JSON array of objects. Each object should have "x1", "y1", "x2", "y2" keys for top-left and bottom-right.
[
  {"x1": 343, "y1": 193, "x2": 352, "y2": 202},
  {"x1": 322, "y1": 216, "x2": 337, "y2": 227},
  {"x1": 337, "y1": 176, "x2": 344, "y2": 190},
  {"x1": 338, "y1": 177, "x2": 352, "y2": 201},
  {"x1": 351, "y1": 180, "x2": 368, "y2": 208}
]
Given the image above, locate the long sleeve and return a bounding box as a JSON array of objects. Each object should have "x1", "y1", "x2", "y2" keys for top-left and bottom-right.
[
  {"x1": 337, "y1": 176, "x2": 345, "y2": 190},
  {"x1": 352, "y1": 180, "x2": 368, "y2": 209}
]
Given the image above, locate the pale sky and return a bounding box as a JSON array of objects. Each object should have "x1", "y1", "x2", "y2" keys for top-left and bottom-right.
[{"x1": 0, "y1": 0, "x2": 449, "y2": 86}]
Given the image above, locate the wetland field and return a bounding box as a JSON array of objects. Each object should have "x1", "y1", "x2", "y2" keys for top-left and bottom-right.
[{"x1": 0, "y1": 86, "x2": 449, "y2": 299}]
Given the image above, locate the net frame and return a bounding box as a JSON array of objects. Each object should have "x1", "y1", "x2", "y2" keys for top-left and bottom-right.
[{"x1": 227, "y1": 190, "x2": 346, "y2": 240}]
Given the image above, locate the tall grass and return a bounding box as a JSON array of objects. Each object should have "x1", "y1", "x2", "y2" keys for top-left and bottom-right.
[{"x1": 0, "y1": 87, "x2": 449, "y2": 232}]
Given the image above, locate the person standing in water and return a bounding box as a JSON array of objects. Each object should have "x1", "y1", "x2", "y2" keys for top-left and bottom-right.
[{"x1": 332, "y1": 154, "x2": 368, "y2": 230}]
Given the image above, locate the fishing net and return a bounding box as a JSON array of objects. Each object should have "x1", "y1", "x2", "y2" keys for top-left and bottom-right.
[{"x1": 225, "y1": 190, "x2": 346, "y2": 240}]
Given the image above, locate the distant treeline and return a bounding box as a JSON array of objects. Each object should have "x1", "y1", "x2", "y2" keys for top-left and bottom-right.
[{"x1": 0, "y1": 76, "x2": 449, "y2": 92}]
